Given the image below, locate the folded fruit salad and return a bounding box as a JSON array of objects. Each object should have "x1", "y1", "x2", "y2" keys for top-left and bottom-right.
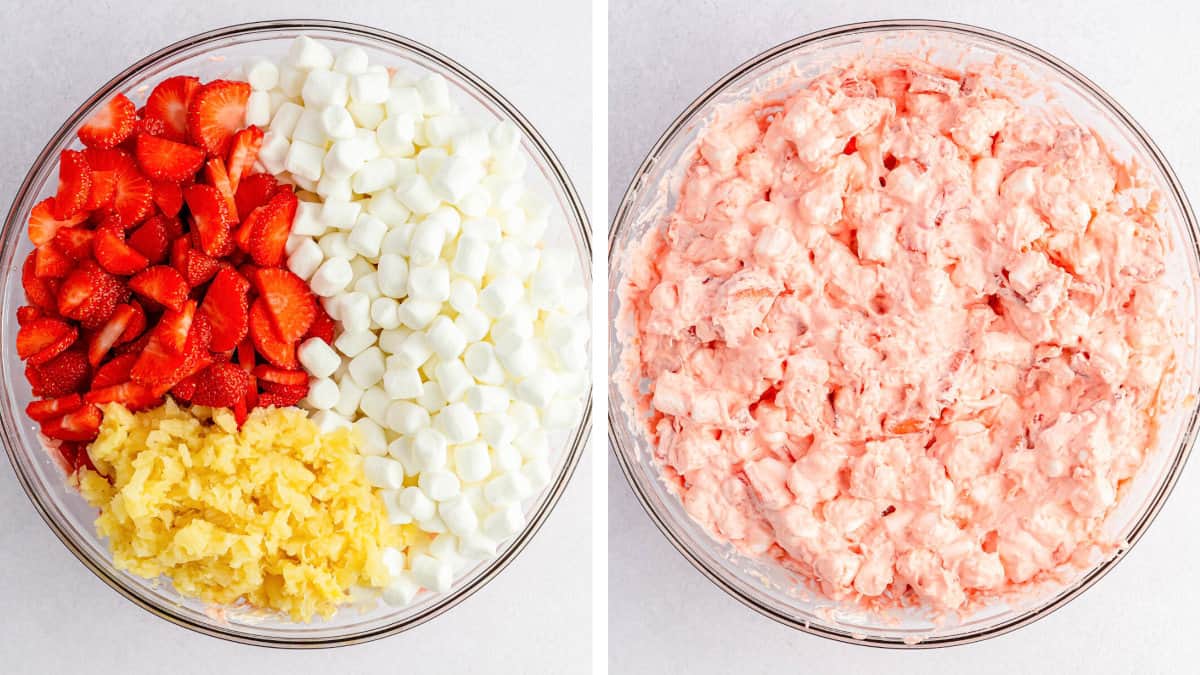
[{"x1": 17, "y1": 36, "x2": 588, "y2": 621}]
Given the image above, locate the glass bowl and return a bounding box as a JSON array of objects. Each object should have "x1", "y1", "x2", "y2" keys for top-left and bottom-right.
[
  {"x1": 609, "y1": 19, "x2": 1200, "y2": 648},
  {"x1": 0, "y1": 20, "x2": 591, "y2": 648}
]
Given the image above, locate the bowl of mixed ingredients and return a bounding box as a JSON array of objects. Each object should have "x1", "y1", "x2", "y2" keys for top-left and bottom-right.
[
  {"x1": 610, "y1": 20, "x2": 1200, "y2": 647},
  {"x1": 1, "y1": 19, "x2": 591, "y2": 647}
]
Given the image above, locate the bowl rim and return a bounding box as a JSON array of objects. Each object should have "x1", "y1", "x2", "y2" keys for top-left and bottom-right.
[
  {"x1": 0, "y1": 18, "x2": 592, "y2": 649},
  {"x1": 608, "y1": 18, "x2": 1200, "y2": 649}
]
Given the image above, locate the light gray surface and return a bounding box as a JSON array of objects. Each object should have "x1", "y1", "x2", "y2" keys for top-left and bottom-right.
[
  {"x1": 609, "y1": 1, "x2": 1200, "y2": 674},
  {"x1": 0, "y1": 2, "x2": 591, "y2": 674}
]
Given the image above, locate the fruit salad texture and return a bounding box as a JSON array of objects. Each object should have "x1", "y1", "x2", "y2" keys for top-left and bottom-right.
[
  {"x1": 15, "y1": 35, "x2": 588, "y2": 620},
  {"x1": 617, "y1": 56, "x2": 1179, "y2": 615}
]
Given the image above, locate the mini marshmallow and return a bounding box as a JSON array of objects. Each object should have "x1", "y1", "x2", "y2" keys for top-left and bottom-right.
[
  {"x1": 508, "y1": 401, "x2": 540, "y2": 434},
  {"x1": 522, "y1": 458, "x2": 553, "y2": 490},
  {"x1": 457, "y1": 188, "x2": 492, "y2": 217},
  {"x1": 377, "y1": 114, "x2": 417, "y2": 155},
  {"x1": 383, "y1": 571, "x2": 420, "y2": 606},
  {"x1": 435, "y1": 359, "x2": 473, "y2": 402},
  {"x1": 543, "y1": 397, "x2": 583, "y2": 430},
  {"x1": 492, "y1": 443, "x2": 523, "y2": 474},
  {"x1": 395, "y1": 174, "x2": 441, "y2": 214},
  {"x1": 407, "y1": 263, "x2": 450, "y2": 302},
  {"x1": 292, "y1": 108, "x2": 328, "y2": 145},
  {"x1": 391, "y1": 332, "x2": 433, "y2": 368},
  {"x1": 334, "y1": 330, "x2": 375, "y2": 359},
  {"x1": 434, "y1": 156, "x2": 485, "y2": 202},
  {"x1": 560, "y1": 285, "x2": 588, "y2": 315},
  {"x1": 270, "y1": 102, "x2": 305, "y2": 137},
  {"x1": 298, "y1": 337, "x2": 340, "y2": 378},
  {"x1": 438, "y1": 403, "x2": 479, "y2": 443},
  {"x1": 277, "y1": 66, "x2": 306, "y2": 98},
  {"x1": 258, "y1": 131, "x2": 291, "y2": 174},
  {"x1": 351, "y1": 69, "x2": 390, "y2": 104},
  {"x1": 348, "y1": 213, "x2": 388, "y2": 257},
  {"x1": 439, "y1": 496, "x2": 479, "y2": 537},
  {"x1": 484, "y1": 471, "x2": 532, "y2": 505},
  {"x1": 411, "y1": 427, "x2": 448, "y2": 472},
  {"x1": 386, "y1": 400, "x2": 430, "y2": 435},
  {"x1": 386, "y1": 86, "x2": 424, "y2": 116},
  {"x1": 287, "y1": 238, "x2": 324, "y2": 280},
  {"x1": 301, "y1": 69, "x2": 349, "y2": 107},
  {"x1": 287, "y1": 36, "x2": 334, "y2": 70},
  {"x1": 419, "y1": 470, "x2": 462, "y2": 502},
  {"x1": 316, "y1": 173, "x2": 353, "y2": 201},
  {"x1": 247, "y1": 59, "x2": 280, "y2": 90},
  {"x1": 368, "y1": 189, "x2": 412, "y2": 223},
  {"x1": 480, "y1": 414, "x2": 519, "y2": 448},
  {"x1": 411, "y1": 554, "x2": 452, "y2": 593},
  {"x1": 419, "y1": 514, "x2": 447, "y2": 534},
  {"x1": 416, "y1": 147, "x2": 449, "y2": 178},
  {"x1": 323, "y1": 138, "x2": 368, "y2": 179},
  {"x1": 479, "y1": 276, "x2": 524, "y2": 318},
  {"x1": 355, "y1": 272, "x2": 382, "y2": 299},
  {"x1": 304, "y1": 378, "x2": 340, "y2": 410},
  {"x1": 381, "y1": 490, "x2": 414, "y2": 525},
  {"x1": 309, "y1": 257, "x2": 353, "y2": 296},
  {"x1": 453, "y1": 441, "x2": 491, "y2": 482},
  {"x1": 462, "y1": 217, "x2": 502, "y2": 242},
  {"x1": 319, "y1": 104, "x2": 356, "y2": 140},
  {"x1": 491, "y1": 149, "x2": 528, "y2": 179},
  {"x1": 464, "y1": 342, "x2": 506, "y2": 385},
  {"x1": 465, "y1": 385, "x2": 509, "y2": 414},
  {"x1": 352, "y1": 157, "x2": 398, "y2": 194},
  {"x1": 334, "y1": 379, "x2": 365, "y2": 418},
  {"x1": 348, "y1": 102, "x2": 386, "y2": 130},
  {"x1": 398, "y1": 298, "x2": 441, "y2": 329},
  {"x1": 348, "y1": 346, "x2": 386, "y2": 388},
  {"x1": 426, "y1": 316, "x2": 467, "y2": 360},
  {"x1": 291, "y1": 201, "x2": 326, "y2": 236},
  {"x1": 318, "y1": 198, "x2": 362, "y2": 230},
  {"x1": 333, "y1": 45, "x2": 369, "y2": 74},
  {"x1": 355, "y1": 128, "x2": 382, "y2": 161},
  {"x1": 482, "y1": 503, "x2": 525, "y2": 541},
  {"x1": 516, "y1": 371, "x2": 559, "y2": 408},
  {"x1": 490, "y1": 120, "x2": 521, "y2": 155},
  {"x1": 451, "y1": 128, "x2": 491, "y2": 162},
  {"x1": 498, "y1": 342, "x2": 539, "y2": 378},
  {"x1": 418, "y1": 380, "x2": 447, "y2": 412},
  {"x1": 338, "y1": 292, "x2": 372, "y2": 333},
  {"x1": 458, "y1": 533, "x2": 499, "y2": 560},
  {"x1": 451, "y1": 236, "x2": 489, "y2": 281},
  {"x1": 380, "y1": 547, "x2": 407, "y2": 579},
  {"x1": 448, "y1": 280, "x2": 478, "y2": 313},
  {"x1": 285, "y1": 140, "x2": 325, "y2": 182},
  {"x1": 408, "y1": 219, "x2": 446, "y2": 267},
  {"x1": 428, "y1": 532, "x2": 460, "y2": 562},
  {"x1": 358, "y1": 387, "x2": 391, "y2": 425},
  {"x1": 454, "y1": 309, "x2": 490, "y2": 343},
  {"x1": 416, "y1": 74, "x2": 452, "y2": 115},
  {"x1": 382, "y1": 365, "x2": 422, "y2": 400},
  {"x1": 289, "y1": 173, "x2": 318, "y2": 192},
  {"x1": 371, "y1": 297, "x2": 402, "y2": 330},
  {"x1": 363, "y1": 456, "x2": 405, "y2": 488},
  {"x1": 312, "y1": 410, "x2": 352, "y2": 433},
  {"x1": 398, "y1": 486, "x2": 437, "y2": 521},
  {"x1": 353, "y1": 417, "x2": 388, "y2": 456},
  {"x1": 375, "y1": 253, "x2": 409, "y2": 298},
  {"x1": 245, "y1": 91, "x2": 272, "y2": 127},
  {"x1": 285, "y1": 234, "x2": 307, "y2": 257}
]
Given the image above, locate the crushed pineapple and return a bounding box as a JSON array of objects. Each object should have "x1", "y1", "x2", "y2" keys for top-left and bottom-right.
[{"x1": 75, "y1": 401, "x2": 409, "y2": 622}]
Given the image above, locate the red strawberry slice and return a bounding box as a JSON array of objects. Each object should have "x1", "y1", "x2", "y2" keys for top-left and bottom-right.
[
  {"x1": 170, "y1": 373, "x2": 201, "y2": 402},
  {"x1": 252, "y1": 365, "x2": 309, "y2": 386},
  {"x1": 150, "y1": 179, "x2": 184, "y2": 217},
  {"x1": 16, "y1": 306, "x2": 43, "y2": 326},
  {"x1": 53, "y1": 150, "x2": 93, "y2": 220},
  {"x1": 85, "y1": 382, "x2": 161, "y2": 411},
  {"x1": 77, "y1": 93, "x2": 137, "y2": 149},
  {"x1": 26, "y1": 394, "x2": 84, "y2": 422},
  {"x1": 248, "y1": 190, "x2": 298, "y2": 266},
  {"x1": 83, "y1": 169, "x2": 118, "y2": 211},
  {"x1": 157, "y1": 300, "x2": 196, "y2": 354},
  {"x1": 184, "y1": 183, "x2": 233, "y2": 257},
  {"x1": 22, "y1": 252, "x2": 60, "y2": 311},
  {"x1": 203, "y1": 157, "x2": 238, "y2": 217},
  {"x1": 201, "y1": 266, "x2": 251, "y2": 352},
  {"x1": 171, "y1": 238, "x2": 219, "y2": 287},
  {"x1": 87, "y1": 303, "x2": 137, "y2": 366},
  {"x1": 133, "y1": 116, "x2": 168, "y2": 139},
  {"x1": 226, "y1": 125, "x2": 264, "y2": 191},
  {"x1": 187, "y1": 80, "x2": 251, "y2": 157},
  {"x1": 236, "y1": 338, "x2": 257, "y2": 371},
  {"x1": 145, "y1": 75, "x2": 200, "y2": 143},
  {"x1": 252, "y1": 268, "x2": 315, "y2": 343},
  {"x1": 17, "y1": 317, "x2": 77, "y2": 363},
  {"x1": 234, "y1": 172, "x2": 279, "y2": 221},
  {"x1": 304, "y1": 301, "x2": 336, "y2": 344},
  {"x1": 129, "y1": 265, "x2": 187, "y2": 311},
  {"x1": 249, "y1": 299, "x2": 298, "y2": 369},
  {"x1": 34, "y1": 243, "x2": 73, "y2": 279},
  {"x1": 114, "y1": 328, "x2": 152, "y2": 357},
  {"x1": 191, "y1": 362, "x2": 252, "y2": 407},
  {"x1": 57, "y1": 261, "x2": 127, "y2": 329},
  {"x1": 146, "y1": 316, "x2": 214, "y2": 397},
  {"x1": 84, "y1": 149, "x2": 153, "y2": 225},
  {"x1": 128, "y1": 216, "x2": 171, "y2": 263},
  {"x1": 28, "y1": 197, "x2": 88, "y2": 246},
  {"x1": 41, "y1": 403, "x2": 103, "y2": 442},
  {"x1": 54, "y1": 227, "x2": 95, "y2": 261},
  {"x1": 27, "y1": 348, "x2": 90, "y2": 397},
  {"x1": 135, "y1": 133, "x2": 205, "y2": 182},
  {"x1": 90, "y1": 353, "x2": 137, "y2": 389},
  {"x1": 93, "y1": 227, "x2": 150, "y2": 276},
  {"x1": 119, "y1": 300, "x2": 147, "y2": 344}
]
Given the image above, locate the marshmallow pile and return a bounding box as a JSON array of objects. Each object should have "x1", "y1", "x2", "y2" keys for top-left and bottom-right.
[{"x1": 240, "y1": 37, "x2": 588, "y2": 607}]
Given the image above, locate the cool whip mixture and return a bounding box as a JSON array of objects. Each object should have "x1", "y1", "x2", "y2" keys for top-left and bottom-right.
[{"x1": 618, "y1": 56, "x2": 1179, "y2": 614}]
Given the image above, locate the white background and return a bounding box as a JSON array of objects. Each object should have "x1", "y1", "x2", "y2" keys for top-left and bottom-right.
[
  {"x1": 609, "y1": 1, "x2": 1200, "y2": 674},
  {"x1": 0, "y1": 1, "x2": 591, "y2": 674}
]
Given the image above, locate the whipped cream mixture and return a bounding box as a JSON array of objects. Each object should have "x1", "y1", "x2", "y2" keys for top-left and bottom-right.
[{"x1": 618, "y1": 58, "x2": 1178, "y2": 613}]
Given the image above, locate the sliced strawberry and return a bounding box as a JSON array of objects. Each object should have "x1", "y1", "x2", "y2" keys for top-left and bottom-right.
[
  {"x1": 17, "y1": 317, "x2": 77, "y2": 362},
  {"x1": 157, "y1": 300, "x2": 196, "y2": 354},
  {"x1": 129, "y1": 265, "x2": 187, "y2": 311},
  {"x1": 22, "y1": 251, "x2": 61, "y2": 311},
  {"x1": 16, "y1": 306, "x2": 43, "y2": 326},
  {"x1": 57, "y1": 262, "x2": 127, "y2": 329},
  {"x1": 34, "y1": 242, "x2": 73, "y2": 279},
  {"x1": 26, "y1": 394, "x2": 84, "y2": 422},
  {"x1": 234, "y1": 172, "x2": 279, "y2": 222},
  {"x1": 248, "y1": 190, "x2": 298, "y2": 266},
  {"x1": 53, "y1": 150, "x2": 92, "y2": 220},
  {"x1": 27, "y1": 348, "x2": 90, "y2": 397},
  {"x1": 201, "y1": 266, "x2": 251, "y2": 352},
  {"x1": 191, "y1": 362, "x2": 252, "y2": 407},
  {"x1": 85, "y1": 382, "x2": 161, "y2": 412},
  {"x1": 150, "y1": 179, "x2": 184, "y2": 217},
  {"x1": 54, "y1": 227, "x2": 95, "y2": 261},
  {"x1": 77, "y1": 93, "x2": 137, "y2": 149},
  {"x1": 183, "y1": 183, "x2": 233, "y2": 257},
  {"x1": 144, "y1": 75, "x2": 200, "y2": 143},
  {"x1": 304, "y1": 302, "x2": 336, "y2": 344},
  {"x1": 128, "y1": 216, "x2": 171, "y2": 263},
  {"x1": 86, "y1": 303, "x2": 137, "y2": 366},
  {"x1": 134, "y1": 133, "x2": 205, "y2": 182},
  {"x1": 84, "y1": 149, "x2": 153, "y2": 225},
  {"x1": 186, "y1": 80, "x2": 251, "y2": 157},
  {"x1": 41, "y1": 403, "x2": 103, "y2": 442},
  {"x1": 133, "y1": 116, "x2": 168, "y2": 139},
  {"x1": 83, "y1": 169, "x2": 117, "y2": 212},
  {"x1": 231, "y1": 399, "x2": 250, "y2": 425},
  {"x1": 259, "y1": 380, "x2": 308, "y2": 405},
  {"x1": 114, "y1": 328, "x2": 153, "y2": 357},
  {"x1": 119, "y1": 300, "x2": 147, "y2": 343},
  {"x1": 226, "y1": 125, "x2": 264, "y2": 191},
  {"x1": 236, "y1": 337, "x2": 257, "y2": 371},
  {"x1": 90, "y1": 353, "x2": 137, "y2": 389},
  {"x1": 28, "y1": 197, "x2": 88, "y2": 246},
  {"x1": 170, "y1": 373, "x2": 200, "y2": 402},
  {"x1": 171, "y1": 238, "x2": 219, "y2": 287},
  {"x1": 203, "y1": 157, "x2": 238, "y2": 216},
  {"x1": 252, "y1": 365, "x2": 308, "y2": 386},
  {"x1": 93, "y1": 227, "x2": 150, "y2": 276},
  {"x1": 249, "y1": 299, "x2": 298, "y2": 369},
  {"x1": 252, "y1": 268, "x2": 315, "y2": 343},
  {"x1": 135, "y1": 314, "x2": 213, "y2": 396}
]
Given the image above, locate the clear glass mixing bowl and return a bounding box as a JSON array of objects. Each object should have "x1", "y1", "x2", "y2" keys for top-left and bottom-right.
[
  {"x1": 609, "y1": 19, "x2": 1200, "y2": 648},
  {"x1": 0, "y1": 19, "x2": 591, "y2": 648}
]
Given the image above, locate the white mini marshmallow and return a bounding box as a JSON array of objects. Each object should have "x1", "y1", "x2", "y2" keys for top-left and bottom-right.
[
  {"x1": 480, "y1": 414, "x2": 519, "y2": 448},
  {"x1": 465, "y1": 385, "x2": 509, "y2": 414},
  {"x1": 348, "y1": 213, "x2": 388, "y2": 257},
  {"x1": 408, "y1": 219, "x2": 446, "y2": 267},
  {"x1": 333, "y1": 46, "x2": 368, "y2": 74},
  {"x1": 522, "y1": 458, "x2": 553, "y2": 490},
  {"x1": 377, "y1": 114, "x2": 417, "y2": 155},
  {"x1": 291, "y1": 201, "x2": 326, "y2": 236},
  {"x1": 318, "y1": 232, "x2": 354, "y2": 259},
  {"x1": 291, "y1": 108, "x2": 327, "y2": 145},
  {"x1": 355, "y1": 272, "x2": 382, "y2": 299},
  {"x1": 454, "y1": 309, "x2": 490, "y2": 343},
  {"x1": 451, "y1": 236, "x2": 489, "y2": 281},
  {"x1": 386, "y1": 400, "x2": 430, "y2": 435},
  {"x1": 247, "y1": 59, "x2": 280, "y2": 90},
  {"x1": 395, "y1": 174, "x2": 440, "y2": 214},
  {"x1": 270, "y1": 101, "x2": 304, "y2": 137},
  {"x1": 453, "y1": 441, "x2": 491, "y2": 482},
  {"x1": 418, "y1": 380, "x2": 447, "y2": 412},
  {"x1": 426, "y1": 316, "x2": 467, "y2": 360},
  {"x1": 287, "y1": 238, "x2": 324, "y2": 280},
  {"x1": 359, "y1": 386, "x2": 391, "y2": 424},
  {"x1": 411, "y1": 554, "x2": 452, "y2": 593},
  {"x1": 245, "y1": 91, "x2": 272, "y2": 127},
  {"x1": 490, "y1": 120, "x2": 521, "y2": 155},
  {"x1": 435, "y1": 359, "x2": 473, "y2": 402},
  {"x1": 304, "y1": 378, "x2": 339, "y2": 410},
  {"x1": 462, "y1": 217, "x2": 501, "y2": 242},
  {"x1": 492, "y1": 443, "x2": 523, "y2": 474},
  {"x1": 398, "y1": 486, "x2": 436, "y2": 521},
  {"x1": 382, "y1": 364, "x2": 422, "y2": 399},
  {"x1": 319, "y1": 198, "x2": 362, "y2": 230},
  {"x1": 323, "y1": 138, "x2": 368, "y2": 179},
  {"x1": 439, "y1": 496, "x2": 478, "y2": 537},
  {"x1": 479, "y1": 276, "x2": 524, "y2": 318},
  {"x1": 285, "y1": 140, "x2": 324, "y2": 182},
  {"x1": 419, "y1": 514, "x2": 447, "y2": 534},
  {"x1": 498, "y1": 343, "x2": 539, "y2": 378},
  {"x1": 434, "y1": 155, "x2": 485, "y2": 202},
  {"x1": 312, "y1": 410, "x2": 352, "y2": 433},
  {"x1": 363, "y1": 456, "x2": 405, "y2": 489},
  {"x1": 316, "y1": 173, "x2": 353, "y2": 201},
  {"x1": 258, "y1": 131, "x2": 290, "y2": 174},
  {"x1": 516, "y1": 370, "x2": 559, "y2": 408},
  {"x1": 353, "y1": 417, "x2": 388, "y2": 456},
  {"x1": 334, "y1": 329, "x2": 375, "y2": 358},
  {"x1": 451, "y1": 128, "x2": 491, "y2": 162},
  {"x1": 543, "y1": 397, "x2": 583, "y2": 430},
  {"x1": 391, "y1": 332, "x2": 433, "y2": 368},
  {"x1": 301, "y1": 69, "x2": 349, "y2": 107},
  {"x1": 333, "y1": 378, "x2": 364, "y2": 417},
  {"x1": 298, "y1": 337, "x2": 340, "y2": 378},
  {"x1": 383, "y1": 571, "x2": 420, "y2": 606},
  {"x1": 347, "y1": 102, "x2": 386, "y2": 130},
  {"x1": 309, "y1": 257, "x2": 353, "y2": 297},
  {"x1": 482, "y1": 503, "x2": 525, "y2": 541},
  {"x1": 407, "y1": 263, "x2": 450, "y2": 302},
  {"x1": 438, "y1": 403, "x2": 479, "y2": 443},
  {"x1": 368, "y1": 189, "x2": 411, "y2": 223},
  {"x1": 398, "y1": 298, "x2": 441, "y2": 329},
  {"x1": 386, "y1": 86, "x2": 424, "y2": 116},
  {"x1": 338, "y1": 292, "x2": 372, "y2": 333},
  {"x1": 484, "y1": 471, "x2": 532, "y2": 505},
  {"x1": 287, "y1": 36, "x2": 334, "y2": 70},
  {"x1": 375, "y1": 253, "x2": 409, "y2": 298},
  {"x1": 458, "y1": 533, "x2": 498, "y2": 560},
  {"x1": 350, "y1": 69, "x2": 390, "y2": 104},
  {"x1": 419, "y1": 470, "x2": 462, "y2": 502},
  {"x1": 371, "y1": 297, "x2": 402, "y2": 330},
  {"x1": 348, "y1": 347, "x2": 386, "y2": 388},
  {"x1": 352, "y1": 157, "x2": 398, "y2": 194},
  {"x1": 319, "y1": 104, "x2": 356, "y2": 139},
  {"x1": 411, "y1": 428, "x2": 448, "y2": 472},
  {"x1": 464, "y1": 342, "x2": 506, "y2": 385},
  {"x1": 380, "y1": 490, "x2": 413, "y2": 525},
  {"x1": 416, "y1": 74, "x2": 452, "y2": 114}
]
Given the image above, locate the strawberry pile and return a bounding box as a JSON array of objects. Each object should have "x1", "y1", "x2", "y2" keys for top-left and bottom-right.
[{"x1": 17, "y1": 75, "x2": 329, "y2": 468}]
